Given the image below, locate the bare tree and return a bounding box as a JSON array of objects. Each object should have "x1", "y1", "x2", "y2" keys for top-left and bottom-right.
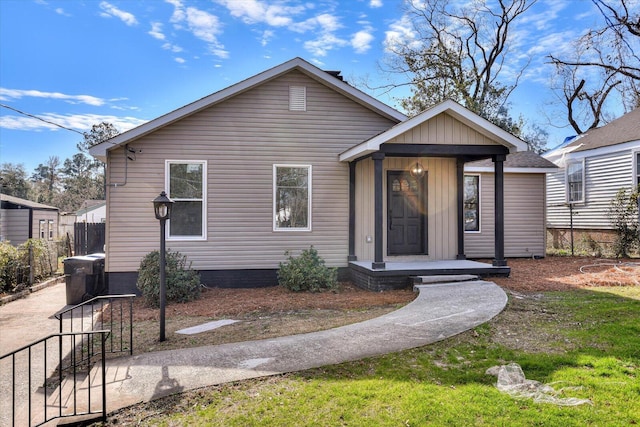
[
  {"x1": 548, "y1": 0, "x2": 640, "y2": 134},
  {"x1": 383, "y1": 0, "x2": 535, "y2": 134}
]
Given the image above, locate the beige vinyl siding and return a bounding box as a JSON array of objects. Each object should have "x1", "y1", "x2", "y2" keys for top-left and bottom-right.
[
  {"x1": 105, "y1": 70, "x2": 397, "y2": 273},
  {"x1": 547, "y1": 148, "x2": 636, "y2": 230},
  {"x1": 387, "y1": 113, "x2": 496, "y2": 145},
  {"x1": 354, "y1": 157, "x2": 458, "y2": 261},
  {"x1": 1, "y1": 209, "x2": 30, "y2": 244},
  {"x1": 465, "y1": 173, "x2": 546, "y2": 258}
]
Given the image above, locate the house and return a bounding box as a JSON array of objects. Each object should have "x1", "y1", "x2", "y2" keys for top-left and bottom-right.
[
  {"x1": 0, "y1": 194, "x2": 59, "y2": 245},
  {"x1": 75, "y1": 200, "x2": 106, "y2": 223},
  {"x1": 544, "y1": 108, "x2": 640, "y2": 251},
  {"x1": 89, "y1": 57, "x2": 554, "y2": 293}
]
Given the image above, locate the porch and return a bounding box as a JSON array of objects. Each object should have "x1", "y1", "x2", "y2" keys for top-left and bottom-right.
[{"x1": 349, "y1": 259, "x2": 510, "y2": 291}]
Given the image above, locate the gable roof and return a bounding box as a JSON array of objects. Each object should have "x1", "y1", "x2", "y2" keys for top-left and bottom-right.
[
  {"x1": 565, "y1": 108, "x2": 640, "y2": 153},
  {"x1": 1, "y1": 194, "x2": 59, "y2": 210},
  {"x1": 339, "y1": 99, "x2": 529, "y2": 162},
  {"x1": 89, "y1": 57, "x2": 407, "y2": 161},
  {"x1": 465, "y1": 150, "x2": 558, "y2": 173}
]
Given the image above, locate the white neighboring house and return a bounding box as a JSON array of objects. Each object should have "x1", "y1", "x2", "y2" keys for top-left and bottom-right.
[
  {"x1": 543, "y1": 108, "x2": 640, "y2": 249},
  {"x1": 75, "y1": 200, "x2": 106, "y2": 223}
]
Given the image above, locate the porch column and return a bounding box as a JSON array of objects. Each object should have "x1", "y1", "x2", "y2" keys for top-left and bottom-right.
[
  {"x1": 348, "y1": 161, "x2": 357, "y2": 261},
  {"x1": 372, "y1": 152, "x2": 385, "y2": 269},
  {"x1": 456, "y1": 158, "x2": 466, "y2": 260},
  {"x1": 493, "y1": 154, "x2": 507, "y2": 267}
]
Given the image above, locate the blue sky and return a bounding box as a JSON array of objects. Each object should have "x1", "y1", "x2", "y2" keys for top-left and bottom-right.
[{"x1": 0, "y1": 0, "x2": 605, "y2": 173}]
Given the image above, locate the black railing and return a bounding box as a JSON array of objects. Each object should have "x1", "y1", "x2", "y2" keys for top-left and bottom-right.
[
  {"x1": 0, "y1": 331, "x2": 110, "y2": 427},
  {"x1": 55, "y1": 294, "x2": 136, "y2": 359}
]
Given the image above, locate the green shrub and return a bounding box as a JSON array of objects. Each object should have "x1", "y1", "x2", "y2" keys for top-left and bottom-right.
[
  {"x1": 137, "y1": 250, "x2": 201, "y2": 307},
  {"x1": 0, "y1": 239, "x2": 57, "y2": 293},
  {"x1": 278, "y1": 246, "x2": 337, "y2": 292},
  {"x1": 0, "y1": 242, "x2": 20, "y2": 293}
]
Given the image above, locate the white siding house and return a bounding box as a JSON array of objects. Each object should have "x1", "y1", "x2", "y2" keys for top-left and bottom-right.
[
  {"x1": 90, "y1": 58, "x2": 554, "y2": 292},
  {"x1": 544, "y1": 108, "x2": 640, "y2": 250}
]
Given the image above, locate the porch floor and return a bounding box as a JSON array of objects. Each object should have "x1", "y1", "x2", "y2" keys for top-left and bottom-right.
[{"x1": 349, "y1": 259, "x2": 510, "y2": 291}]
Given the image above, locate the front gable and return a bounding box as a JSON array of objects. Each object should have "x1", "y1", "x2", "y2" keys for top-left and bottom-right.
[{"x1": 339, "y1": 100, "x2": 528, "y2": 162}]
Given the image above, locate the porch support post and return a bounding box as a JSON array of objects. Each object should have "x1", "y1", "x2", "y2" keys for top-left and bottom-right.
[
  {"x1": 372, "y1": 152, "x2": 386, "y2": 269},
  {"x1": 348, "y1": 161, "x2": 357, "y2": 261},
  {"x1": 456, "y1": 158, "x2": 466, "y2": 260},
  {"x1": 493, "y1": 154, "x2": 507, "y2": 267}
]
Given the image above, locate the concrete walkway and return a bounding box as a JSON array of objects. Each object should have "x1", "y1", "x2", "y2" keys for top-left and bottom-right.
[
  {"x1": 102, "y1": 279, "x2": 507, "y2": 412},
  {"x1": 0, "y1": 278, "x2": 508, "y2": 424}
]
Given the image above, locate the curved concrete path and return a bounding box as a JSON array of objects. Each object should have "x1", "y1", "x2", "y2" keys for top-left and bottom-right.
[{"x1": 103, "y1": 280, "x2": 507, "y2": 411}]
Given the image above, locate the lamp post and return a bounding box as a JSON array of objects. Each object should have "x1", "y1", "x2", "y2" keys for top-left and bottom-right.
[{"x1": 153, "y1": 191, "x2": 173, "y2": 342}]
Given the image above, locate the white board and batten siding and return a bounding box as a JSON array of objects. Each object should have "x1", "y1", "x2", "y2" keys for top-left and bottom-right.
[
  {"x1": 464, "y1": 173, "x2": 547, "y2": 258},
  {"x1": 546, "y1": 147, "x2": 637, "y2": 230},
  {"x1": 105, "y1": 70, "x2": 397, "y2": 273}
]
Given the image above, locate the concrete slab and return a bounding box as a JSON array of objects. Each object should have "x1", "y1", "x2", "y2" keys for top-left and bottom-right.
[{"x1": 176, "y1": 319, "x2": 240, "y2": 335}]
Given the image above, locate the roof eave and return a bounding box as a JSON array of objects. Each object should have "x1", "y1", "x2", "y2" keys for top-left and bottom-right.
[{"x1": 89, "y1": 57, "x2": 406, "y2": 161}]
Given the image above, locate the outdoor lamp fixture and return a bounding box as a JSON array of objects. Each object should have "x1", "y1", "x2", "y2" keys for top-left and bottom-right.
[
  {"x1": 153, "y1": 191, "x2": 173, "y2": 342},
  {"x1": 410, "y1": 162, "x2": 425, "y2": 178}
]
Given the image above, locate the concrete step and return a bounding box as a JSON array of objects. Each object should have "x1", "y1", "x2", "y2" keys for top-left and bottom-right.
[{"x1": 413, "y1": 274, "x2": 479, "y2": 286}]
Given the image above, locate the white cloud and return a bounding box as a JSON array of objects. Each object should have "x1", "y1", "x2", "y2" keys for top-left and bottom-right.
[
  {"x1": 304, "y1": 33, "x2": 348, "y2": 57},
  {"x1": 351, "y1": 28, "x2": 374, "y2": 53},
  {"x1": 260, "y1": 29, "x2": 275, "y2": 46},
  {"x1": 162, "y1": 42, "x2": 183, "y2": 53},
  {"x1": 370, "y1": 0, "x2": 383, "y2": 7},
  {"x1": 0, "y1": 113, "x2": 146, "y2": 133},
  {"x1": 99, "y1": 1, "x2": 138, "y2": 26},
  {"x1": 149, "y1": 22, "x2": 165, "y2": 40},
  {"x1": 167, "y1": 1, "x2": 227, "y2": 58},
  {"x1": 175, "y1": 57, "x2": 186, "y2": 64},
  {"x1": 55, "y1": 7, "x2": 70, "y2": 17},
  {"x1": 384, "y1": 15, "x2": 420, "y2": 52},
  {"x1": 0, "y1": 88, "x2": 106, "y2": 106},
  {"x1": 216, "y1": 0, "x2": 304, "y2": 27}
]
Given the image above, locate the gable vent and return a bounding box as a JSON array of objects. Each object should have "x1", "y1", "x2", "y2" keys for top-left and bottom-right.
[{"x1": 289, "y1": 86, "x2": 306, "y2": 111}]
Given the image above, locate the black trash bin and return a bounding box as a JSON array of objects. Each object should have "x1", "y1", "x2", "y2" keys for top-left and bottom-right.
[{"x1": 63, "y1": 253, "x2": 106, "y2": 305}]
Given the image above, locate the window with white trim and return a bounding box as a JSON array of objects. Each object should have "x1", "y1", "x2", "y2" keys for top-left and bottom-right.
[
  {"x1": 166, "y1": 161, "x2": 206, "y2": 240},
  {"x1": 566, "y1": 160, "x2": 584, "y2": 203},
  {"x1": 48, "y1": 220, "x2": 54, "y2": 240},
  {"x1": 274, "y1": 165, "x2": 311, "y2": 231},
  {"x1": 464, "y1": 175, "x2": 480, "y2": 232},
  {"x1": 39, "y1": 220, "x2": 46, "y2": 239}
]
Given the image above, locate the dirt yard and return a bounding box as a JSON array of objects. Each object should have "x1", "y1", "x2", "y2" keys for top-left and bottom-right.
[{"x1": 132, "y1": 256, "x2": 639, "y2": 322}]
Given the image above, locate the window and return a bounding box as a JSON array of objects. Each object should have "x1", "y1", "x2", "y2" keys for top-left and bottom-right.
[
  {"x1": 39, "y1": 220, "x2": 46, "y2": 239},
  {"x1": 635, "y1": 151, "x2": 640, "y2": 187},
  {"x1": 464, "y1": 175, "x2": 480, "y2": 232},
  {"x1": 166, "y1": 161, "x2": 206, "y2": 240},
  {"x1": 289, "y1": 86, "x2": 306, "y2": 111},
  {"x1": 566, "y1": 160, "x2": 584, "y2": 203},
  {"x1": 274, "y1": 165, "x2": 311, "y2": 231},
  {"x1": 48, "y1": 220, "x2": 54, "y2": 240}
]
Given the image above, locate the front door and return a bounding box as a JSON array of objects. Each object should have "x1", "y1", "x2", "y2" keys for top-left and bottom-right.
[{"x1": 387, "y1": 171, "x2": 427, "y2": 255}]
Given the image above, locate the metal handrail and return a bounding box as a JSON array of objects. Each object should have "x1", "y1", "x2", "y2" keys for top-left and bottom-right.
[
  {"x1": 55, "y1": 294, "x2": 136, "y2": 358},
  {"x1": 0, "y1": 331, "x2": 110, "y2": 427}
]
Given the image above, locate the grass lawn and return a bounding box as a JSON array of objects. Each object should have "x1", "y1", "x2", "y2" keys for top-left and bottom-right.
[{"x1": 102, "y1": 285, "x2": 640, "y2": 426}]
